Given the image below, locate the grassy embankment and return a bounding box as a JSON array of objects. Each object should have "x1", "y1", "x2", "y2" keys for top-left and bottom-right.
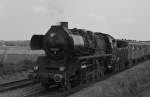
[{"x1": 70, "y1": 60, "x2": 150, "y2": 97}]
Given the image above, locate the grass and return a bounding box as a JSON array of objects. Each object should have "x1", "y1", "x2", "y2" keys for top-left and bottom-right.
[
  {"x1": 0, "y1": 59, "x2": 35, "y2": 76},
  {"x1": 69, "y1": 60, "x2": 150, "y2": 97},
  {"x1": 0, "y1": 54, "x2": 41, "y2": 63},
  {"x1": 0, "y1": 46, "x2": 44, "y2": 76}
]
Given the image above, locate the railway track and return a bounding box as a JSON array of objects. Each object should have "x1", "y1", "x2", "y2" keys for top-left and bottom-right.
[
  {"x1": 0, "y1": 73, "x2": 119, "y2": 97},
  {"x1": 0, "y1": 79, "x2": 38, "y2": 92},
  {"x1": 27, "y1": 63, "x2": 141, "y2": 97},
  {"x1": 24, "y1": 72, "x2": 117, "y2": 97},
  {"x1": 0, "y1": 61, "x2": 146, "y2": 97}
]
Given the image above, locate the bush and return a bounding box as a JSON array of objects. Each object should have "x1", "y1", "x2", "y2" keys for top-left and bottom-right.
[
  {"x1": 0, "y1": 62, "x2": 4, "y2": 67},
  {"x1": 21, "y1": 59, "x2": 35, "y2": 70},
  {"x1": 0, "y1": 59, "x2": 35, "y2": 76}
]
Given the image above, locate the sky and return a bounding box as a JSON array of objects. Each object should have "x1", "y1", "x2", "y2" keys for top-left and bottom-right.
[{"x1": 0, "y1": 0, "x2": 150, "y2": 40}]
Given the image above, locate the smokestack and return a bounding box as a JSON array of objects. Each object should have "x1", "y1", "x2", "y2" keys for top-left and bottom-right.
[{"x1": 60, "y1": 22, "x2": 68, "y2": 28}]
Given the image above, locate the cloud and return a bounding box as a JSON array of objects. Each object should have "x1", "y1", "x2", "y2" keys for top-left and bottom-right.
[
  {"x1": 88, "y1": 13, "x2": 106, "y2": 22},
  {"x1": 32, "y1": 6, "x2": 49, "y2": 14},
  {"x1": 119, "y1": 17, "x2": 136, "y2": 23},
  {"x1": 0, "y1": 4, "x2": 6, "y2": 17},
  {"x1": 31, "y1": 0, "x2": 64, "y2": 20},
  {"x1": 0, "y1": 0, "x2": 149, "y2": 40}
]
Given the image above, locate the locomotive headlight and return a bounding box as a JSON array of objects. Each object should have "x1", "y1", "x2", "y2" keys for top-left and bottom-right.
[
  {"x1": 34, "y1": 66, "x2": 38, "y2": 70},
  {"x1": 59, "y1": 66, "x2": 65, "y2": 71},
  {"x1": 54, "y1": 74, "x2": 63, "y2": 82},
  {"x1": 81, "y1": 64, "x2": 87, "y2": 69}
]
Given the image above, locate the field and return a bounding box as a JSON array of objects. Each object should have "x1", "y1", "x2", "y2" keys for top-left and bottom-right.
[
  {"x1": 0, "y1": 46, "x2": 44, "y2": 77},
  {"x1": 0, "y1": 48, "x2": 44, "y2": 63}
]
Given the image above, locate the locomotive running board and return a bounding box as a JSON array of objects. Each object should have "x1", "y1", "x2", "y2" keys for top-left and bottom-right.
[{"x1": 78, "y1": 54, "x2": 112, "y2": 60}]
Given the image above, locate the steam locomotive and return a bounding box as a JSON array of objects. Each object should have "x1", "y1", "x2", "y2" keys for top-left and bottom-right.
[{"x1": 29, "y1": 22, "x2": 150, "y2": 90}]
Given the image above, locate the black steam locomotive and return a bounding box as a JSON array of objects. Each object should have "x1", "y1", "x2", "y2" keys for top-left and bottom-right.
[{"x1": 29, "y1": 22, "x2": 150, "y2": 90}]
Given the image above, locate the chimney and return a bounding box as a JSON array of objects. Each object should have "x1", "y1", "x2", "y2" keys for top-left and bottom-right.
[{"x1": 60, "y1": 22, "x2": 68, "y2": 28}]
